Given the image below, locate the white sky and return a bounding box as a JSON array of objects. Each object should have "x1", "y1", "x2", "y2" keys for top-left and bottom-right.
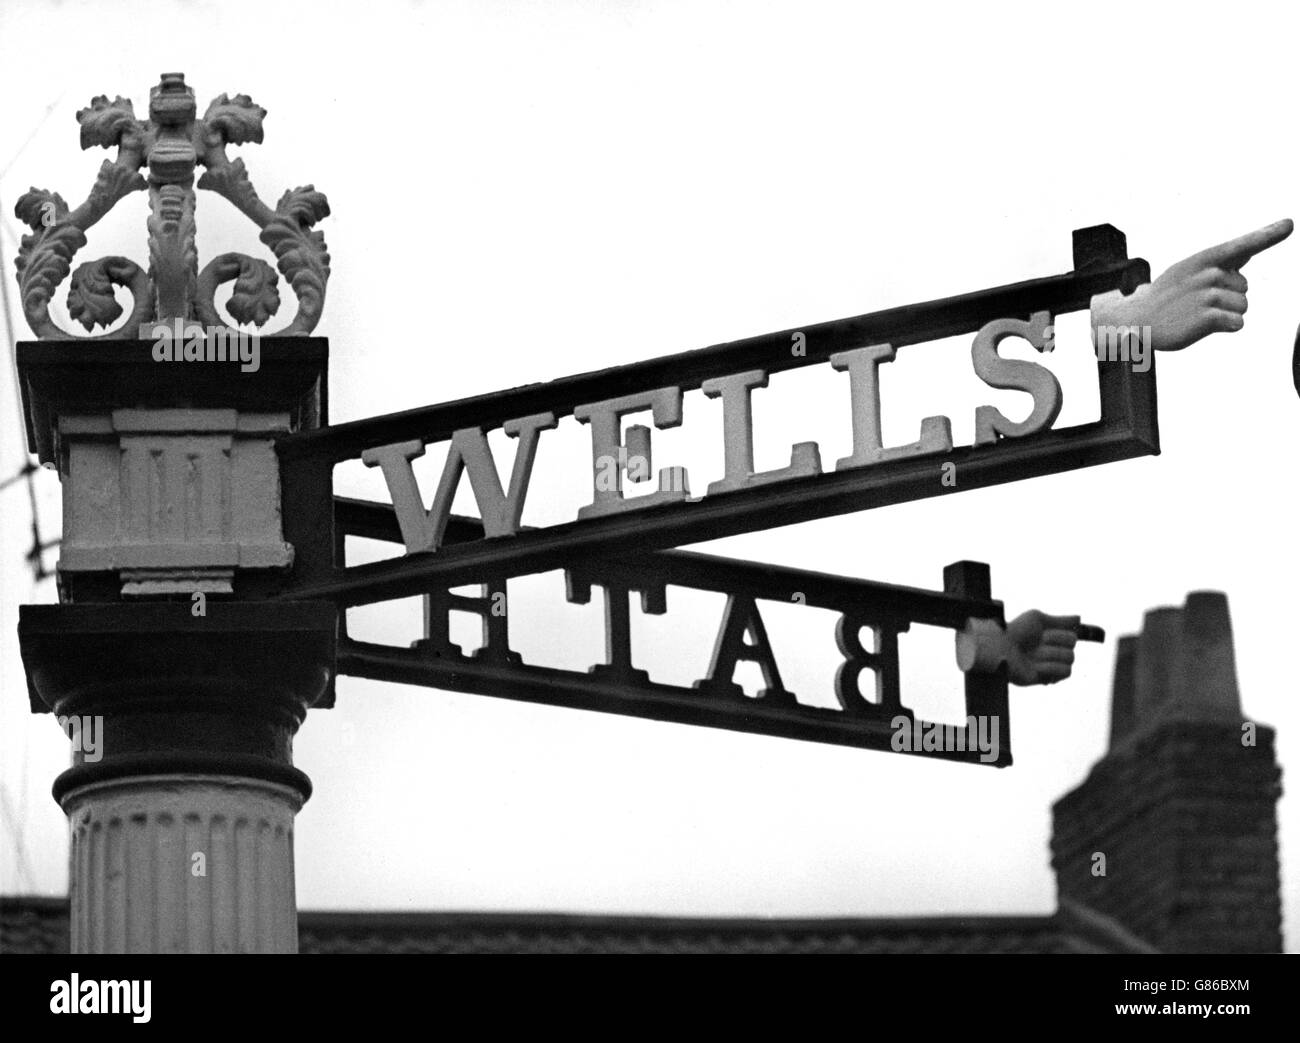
[{"x1": 1, "y1": 0, "x2": 1296, "y2": 951}]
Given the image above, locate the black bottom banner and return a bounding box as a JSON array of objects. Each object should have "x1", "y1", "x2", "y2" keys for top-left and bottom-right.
[{"x1": 0, "y1": 953, "x2": 1286, "y2": 1030}]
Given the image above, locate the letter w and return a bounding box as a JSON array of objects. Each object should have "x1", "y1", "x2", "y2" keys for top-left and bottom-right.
[{"x1": 362, "y1": 413, "x2": 557, "y2": 554}]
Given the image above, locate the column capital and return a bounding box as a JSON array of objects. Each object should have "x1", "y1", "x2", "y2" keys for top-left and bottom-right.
[{"x1": 19, "y1": 600, "x2": 336, "y2": 805}]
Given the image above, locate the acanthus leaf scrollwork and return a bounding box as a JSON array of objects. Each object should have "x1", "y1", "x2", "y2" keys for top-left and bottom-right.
[{"x1": 11, "y1": 75, "x2": 329, "y2": 341}]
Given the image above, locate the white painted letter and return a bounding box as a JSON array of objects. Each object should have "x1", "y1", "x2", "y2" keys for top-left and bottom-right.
[
  {"x1": 574, "y1": 388, "x2": 689, "y2": 519},
  {"x1": 362, "y1": 412, "x2": 556, "y2": 554},
  {"x1": 831, "y1": 344, "x2": 952, "y2": 469},
  {"x1": 702, "y1": 369, "x2": 821, "y2": 494},
  {"x1": 971, "y1": 310, "x2": 1062, "y2": 445}
]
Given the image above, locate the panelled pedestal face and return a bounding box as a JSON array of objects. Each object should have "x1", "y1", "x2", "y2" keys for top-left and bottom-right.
[{"x1": 58, "y1": 408, "x2": 294, "y2": 595}]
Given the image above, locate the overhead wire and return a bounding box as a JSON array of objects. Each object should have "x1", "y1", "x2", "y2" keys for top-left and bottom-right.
[{"x1": 0, "y1": 94, "x2": 68, "y2": 896}]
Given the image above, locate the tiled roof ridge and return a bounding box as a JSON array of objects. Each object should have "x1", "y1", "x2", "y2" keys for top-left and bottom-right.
[{"x1": 3, "y1": 894, "x2": 1145, "y2": 954}]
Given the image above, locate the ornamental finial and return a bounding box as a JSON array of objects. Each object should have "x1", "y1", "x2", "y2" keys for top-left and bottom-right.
[{"x1": 13, "y1": 72, "x2": 330, "y2": 339}]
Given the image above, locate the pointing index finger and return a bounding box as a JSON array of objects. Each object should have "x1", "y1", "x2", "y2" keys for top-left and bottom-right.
[{"x1": 1198, "y1": 218, "x2": 1293, "y2": 270}]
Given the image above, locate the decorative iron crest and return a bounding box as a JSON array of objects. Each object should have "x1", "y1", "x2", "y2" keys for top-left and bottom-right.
[{"x1": 13, "y1": 72, "x2": 330, "y2": 339}]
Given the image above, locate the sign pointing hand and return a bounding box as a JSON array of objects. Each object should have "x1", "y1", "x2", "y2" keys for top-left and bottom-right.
[
  {"x1": 956, "y1": 611, "x2": 1104, "y2": 687},
  {"x1": 1091, "y1": 218, "x2": 1293, "y2": 352}
]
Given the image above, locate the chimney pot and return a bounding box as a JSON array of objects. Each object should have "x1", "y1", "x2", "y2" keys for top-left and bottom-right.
[
  {"x1": 1179, "y1": 590, "x2": 1242, "y2": 721},
  {"x1": 1135, "y1": 605, "x2": 1183, "y2": 725}
]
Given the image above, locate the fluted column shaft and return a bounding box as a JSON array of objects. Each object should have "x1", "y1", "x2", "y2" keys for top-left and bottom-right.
[{"x1": 64, "y1": 775, "x2": 301, "y2": 954}]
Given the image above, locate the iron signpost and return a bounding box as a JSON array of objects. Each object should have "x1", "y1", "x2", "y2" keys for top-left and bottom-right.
[{"x1": 298, "y1": 225, "x2": 1145, "y2": 764}]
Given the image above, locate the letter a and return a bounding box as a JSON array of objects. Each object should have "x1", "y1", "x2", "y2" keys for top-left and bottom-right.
[
  {"x1": 695, "y1": 595, "x2": 794, "y2": 706},
  {"x1": 50, "y1": 980, "x2": 70, "y2": 1014}
]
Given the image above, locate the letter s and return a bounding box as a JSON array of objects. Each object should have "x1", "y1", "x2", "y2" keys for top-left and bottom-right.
[{"x1": 971, "y1": 310, "x2": 1062, "y2": 445}]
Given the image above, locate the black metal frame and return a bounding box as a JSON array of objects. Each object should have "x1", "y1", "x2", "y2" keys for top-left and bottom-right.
[
  {"x1": 276, "y1": 226, "x2": 1155, "y2": 606},
  {"x1": 335, "y1": 497, "x2": 1011, "y2": 764}
]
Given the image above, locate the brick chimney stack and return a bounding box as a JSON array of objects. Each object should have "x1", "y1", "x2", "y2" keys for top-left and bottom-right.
[{"x1": 1051, "y1": 592, "x2": 1283, "y2": 953}]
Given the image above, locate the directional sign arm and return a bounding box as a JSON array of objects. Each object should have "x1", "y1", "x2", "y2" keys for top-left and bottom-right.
[
  {"x1": 332, "y1": 496, "x2": 1014, "y2": 765},
  {"x1": 279, "y1": 243, "x2": 1155, "y2": 606}
]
